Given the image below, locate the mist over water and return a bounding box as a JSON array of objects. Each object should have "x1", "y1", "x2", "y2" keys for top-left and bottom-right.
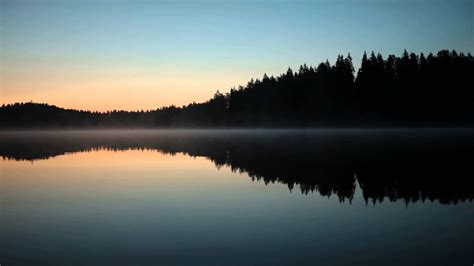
[{"x1": 1, "y1": 129, "x2": 473, "y2": 265}]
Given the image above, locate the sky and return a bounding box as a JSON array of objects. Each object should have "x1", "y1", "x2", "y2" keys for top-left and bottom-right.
[{"x1": 1, "y1": 0, "x2": 473, "y2": 111}]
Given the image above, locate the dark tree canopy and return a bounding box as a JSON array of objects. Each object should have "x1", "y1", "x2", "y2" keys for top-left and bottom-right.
[{"x1": 1, "y1": 49, "x2": 473, "y2": 128}]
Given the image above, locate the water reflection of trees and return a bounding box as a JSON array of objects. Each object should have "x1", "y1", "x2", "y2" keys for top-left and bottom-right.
[{"x1": 1, "y1": 130, "x2": 473, "y2": 205}]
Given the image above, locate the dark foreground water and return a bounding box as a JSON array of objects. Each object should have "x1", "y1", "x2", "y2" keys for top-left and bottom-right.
[{"x1": 1, "y1": 129, "x2": 473, "y2": 266}]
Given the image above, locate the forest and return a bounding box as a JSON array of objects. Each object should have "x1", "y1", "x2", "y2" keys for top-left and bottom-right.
[{"x1": 1, "y1": 49, "x2": 473, "y2": 128}]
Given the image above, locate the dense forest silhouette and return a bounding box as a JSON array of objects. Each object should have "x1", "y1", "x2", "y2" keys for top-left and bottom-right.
[
  {"x1": 1, "y1": 49, "x2": 473, "y2": 128},
  {"x1": 2, "y1": 129, "x2": 473, "y2": 205}
]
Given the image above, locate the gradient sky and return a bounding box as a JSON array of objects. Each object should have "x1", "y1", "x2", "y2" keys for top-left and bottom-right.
[{"x1": 1, "y1": 0, "x2": 473, "y2": 111}]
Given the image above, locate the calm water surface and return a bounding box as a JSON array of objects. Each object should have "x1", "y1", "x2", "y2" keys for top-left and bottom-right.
[{"x1": 1, "y1": 129, "x2": 473, "y2": 266}]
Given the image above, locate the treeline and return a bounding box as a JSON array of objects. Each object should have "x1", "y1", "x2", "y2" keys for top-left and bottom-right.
[{"x1": 1, "y1": 49, "x2": 473, "y2": 128}]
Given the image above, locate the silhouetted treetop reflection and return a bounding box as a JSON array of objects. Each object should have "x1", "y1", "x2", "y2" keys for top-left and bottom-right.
[
  {"x1": 1, "y1": 129, "x2": 473, "y2": 205},
  {"x1": 1, "y1": 50, "x2": 473, "y2": 128}
]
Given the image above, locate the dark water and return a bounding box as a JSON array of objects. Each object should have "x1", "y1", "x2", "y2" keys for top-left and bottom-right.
[{"x1": 1, "y1": 129, "x2": 473, "y2": 266}]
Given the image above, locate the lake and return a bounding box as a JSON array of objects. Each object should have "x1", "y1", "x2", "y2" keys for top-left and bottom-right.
[{"x1": 1, "y1": 129, "x2": 473, "y2": 266}]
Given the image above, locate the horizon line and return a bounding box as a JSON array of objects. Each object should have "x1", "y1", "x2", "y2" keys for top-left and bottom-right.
[{"x1": 2, "y1": 49, "x2": 470, "y2": 113}]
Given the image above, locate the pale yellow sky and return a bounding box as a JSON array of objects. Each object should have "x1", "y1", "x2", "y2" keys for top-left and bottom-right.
[{"x1": 0, "y1": 62, "x2": 269, "y2": 112}]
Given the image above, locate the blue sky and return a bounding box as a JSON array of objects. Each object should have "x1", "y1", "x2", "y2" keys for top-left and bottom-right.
[{"x1": 1, "y1": 0, "x2": 473, "y2": 110}]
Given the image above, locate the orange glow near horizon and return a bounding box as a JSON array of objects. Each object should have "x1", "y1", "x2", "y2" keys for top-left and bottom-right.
[{"x1": 1, "y1": 65, "x2": 257, "y2": 112}]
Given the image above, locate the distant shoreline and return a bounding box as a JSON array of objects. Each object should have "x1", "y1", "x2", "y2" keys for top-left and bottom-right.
[{"x1": 2, "y1": 50, "x2": 473, "y2": 129}]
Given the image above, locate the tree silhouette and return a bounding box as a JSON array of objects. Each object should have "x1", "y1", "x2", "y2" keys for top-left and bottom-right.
[{"x1": 1, "y1": 49, "x2": 473, "y2": 128}]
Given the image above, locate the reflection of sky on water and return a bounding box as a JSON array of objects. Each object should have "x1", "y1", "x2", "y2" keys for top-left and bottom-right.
[{"x1": 1, "y1": 146, "x2": 473, "y2": 266}]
